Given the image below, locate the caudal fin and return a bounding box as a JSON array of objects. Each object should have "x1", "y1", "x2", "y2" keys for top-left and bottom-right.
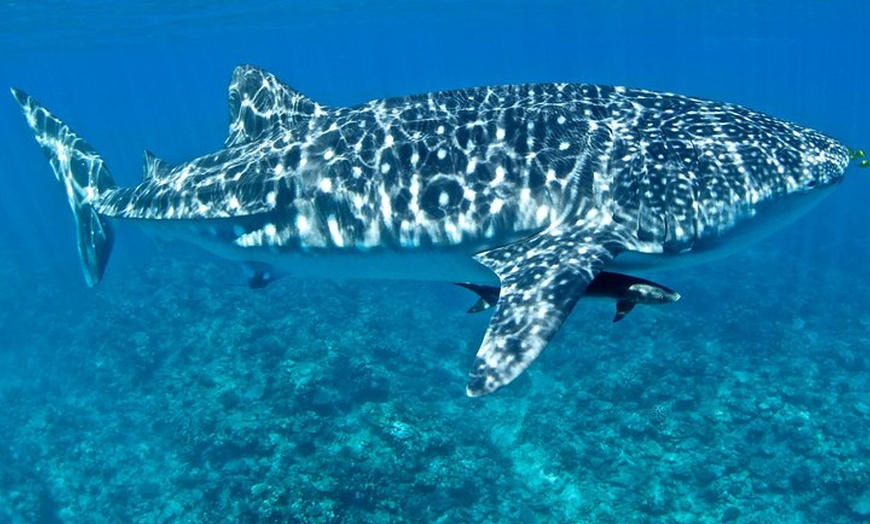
[{"x1": 10, "y1": 88, "x2": 116, "y2": 286}]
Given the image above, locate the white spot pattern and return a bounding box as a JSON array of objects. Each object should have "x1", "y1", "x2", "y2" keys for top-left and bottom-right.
[{"x1": 14, "y1": 66, "x2": 850, "y2": 398}]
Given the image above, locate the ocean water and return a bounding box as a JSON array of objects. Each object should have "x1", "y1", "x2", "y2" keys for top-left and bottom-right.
[{"x1": 1, "y1": 1, "x2": 868, "y2": 522}]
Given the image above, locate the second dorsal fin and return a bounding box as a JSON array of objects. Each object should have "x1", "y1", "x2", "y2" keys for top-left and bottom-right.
[
  {"x1": 142, "y1": 150, "x2": 171, "y2": 180},
  {"x1": 225, "y1": 65, "x2": 322, "y2": 148}
]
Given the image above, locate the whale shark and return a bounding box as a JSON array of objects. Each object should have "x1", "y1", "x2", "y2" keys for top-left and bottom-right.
[{"x1": 11, "y1": 65, "x2": 850, "y2": 396}]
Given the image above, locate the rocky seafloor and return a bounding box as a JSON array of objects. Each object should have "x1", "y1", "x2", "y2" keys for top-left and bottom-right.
[{"x1": 0, "y1": 243, "x2": 867, "y2": 524}]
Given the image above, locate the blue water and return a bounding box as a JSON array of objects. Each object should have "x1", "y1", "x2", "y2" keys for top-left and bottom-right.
[{"x1": 1, "y1": 1, "x2": 868, "y2": 522}]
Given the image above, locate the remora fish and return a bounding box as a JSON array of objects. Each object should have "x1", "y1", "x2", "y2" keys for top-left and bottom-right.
[
  {"x1": 11, "y1": 65, "x2": 850, "y2": 396},
  {"x1": 456, "y1": 271, "x2": 680, "y2": 322}
]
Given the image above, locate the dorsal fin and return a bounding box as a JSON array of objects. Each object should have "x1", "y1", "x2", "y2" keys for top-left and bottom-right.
[
  {"x1": 142, "y1": 150, "x2": 171, "y2": 180},
  {"x1": 225, "y1": 65, "x2": 322, "y2": 148}
]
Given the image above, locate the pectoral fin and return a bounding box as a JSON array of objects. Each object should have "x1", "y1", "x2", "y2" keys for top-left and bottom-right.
[
  {"x1": 614, "y1": 299, "x2": 637, "y2": 322},
  {"x1": 466, "y1": 228, "x2": 620, "y2": 396}
]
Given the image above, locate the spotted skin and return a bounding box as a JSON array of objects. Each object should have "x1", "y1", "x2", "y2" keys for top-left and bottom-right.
[{"x1": 11, "y1": 66, "x2": 851, "y2": 396}]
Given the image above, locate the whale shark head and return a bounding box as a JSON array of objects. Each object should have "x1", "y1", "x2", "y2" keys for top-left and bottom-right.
[
  {"x1": 782, "y1": 128, "x2": 849, "y2": 192},
  {"x1": 728, "y1": 127, "x2": 850, "y2": 246}
]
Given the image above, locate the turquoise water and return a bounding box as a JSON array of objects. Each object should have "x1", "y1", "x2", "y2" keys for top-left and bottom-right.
[{"x1": 1, "y1": 1, "x2": 868, "y2": 522}]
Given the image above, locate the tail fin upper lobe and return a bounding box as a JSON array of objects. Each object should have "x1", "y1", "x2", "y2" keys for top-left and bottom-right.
[{"x1": 11, "y1": 88, "x2": 116, "y2": 286}]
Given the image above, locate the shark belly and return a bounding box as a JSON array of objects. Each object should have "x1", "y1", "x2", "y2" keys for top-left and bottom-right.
[
  {"x1": 133, "y1": 217, "x2": 500, "y2": 283},
  {"x1": 265, "y1": 250, "x2": 498, "y2": 283}
]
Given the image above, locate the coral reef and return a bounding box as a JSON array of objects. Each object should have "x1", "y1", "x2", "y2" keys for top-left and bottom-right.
[{"x1": 0, "y1": 243, "x2": 867, "y2": 523}]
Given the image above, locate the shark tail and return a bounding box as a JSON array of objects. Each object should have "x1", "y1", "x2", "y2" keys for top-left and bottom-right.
[{"x1": 10, "y1": 88, "x2": 116, "y2": 287}]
